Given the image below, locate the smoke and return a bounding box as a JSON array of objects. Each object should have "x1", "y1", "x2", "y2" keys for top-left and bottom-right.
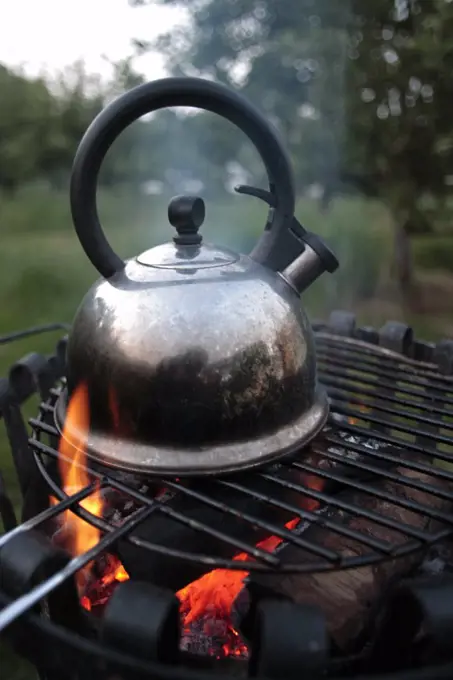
[{"x1": 120, "y1": 0, "x2": 390, "y2": 314}]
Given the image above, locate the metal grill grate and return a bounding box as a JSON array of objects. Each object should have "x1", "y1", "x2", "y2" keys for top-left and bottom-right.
[
  {"x1": 0, "y1": 327, "x2": 452, "y2": 617},
  {"x1": 21, "y1": 371, "x2": 453, "y2": 573}
]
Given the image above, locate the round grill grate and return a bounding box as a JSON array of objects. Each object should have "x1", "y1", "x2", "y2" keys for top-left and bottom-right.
[{"x1": 18, "y1": 333, "x2": 453, "y2": 577}]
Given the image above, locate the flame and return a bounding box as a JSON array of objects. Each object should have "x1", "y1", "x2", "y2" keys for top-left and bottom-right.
[
  {"x1": 177, "y1": 517, "x2": 300, "y2": 627},
  {"x1": 176, "y1": 472, "x2": 324, "y2": 656},
  {"x1": 53, "y1": 382, "x2": 326, "y2": 657},
  {"x1": 53, "y1": 382, "x2": 129, "y2": 600}
]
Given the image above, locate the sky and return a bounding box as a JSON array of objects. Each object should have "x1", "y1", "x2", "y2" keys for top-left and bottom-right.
[{"x1": 0, "y1": 0, "x2": 187, "y2": 80}]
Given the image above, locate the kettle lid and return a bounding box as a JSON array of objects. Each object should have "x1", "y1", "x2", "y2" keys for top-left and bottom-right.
[{"x1": 136, "y1": 195, "x2": 239, "y2": 270}]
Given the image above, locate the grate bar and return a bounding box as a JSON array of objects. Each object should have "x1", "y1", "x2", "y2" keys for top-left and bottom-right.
[
  {"x1": 29, "y1": 418, "x2": 59, "y2": 437},
  {"x1": 326, "y1": 418, "x2": 453, "y2": 466},
  {"x1": 324, "y1": 379, "x2": 453, "y2": 419},
  {"x1": 316, "y1": 340, "x2": 452, "y2": 383},
  {"x1": 331, "y1": 402, "x2": 453, "y2": 448},
  {"x1": 31, "y1": 442, "x2": 125, "y2": 537},
  {"x1": 317, "y1": 345, "x2": 453, "y2": 387},
  {"x1": 289, "y1": 460, "x2": 453, "y2": 525},
  {"x1": 320, "y1": 364, "x2": 453, "y2": 408},
  {"x1": 324, "y1": 433, "x2": 453, "y2": 484},
  {"x1": 0, "y1": 482, "x2": 99, "y2": 550},
  {"x1": 35, "y1": 451, "x2": 278, "y2": 573},
  {"x1": 310, "y1": 445, "x2": 453, "y2": 503},
  {"x1": 39, "y1": 402, "x2": 56, "y2": 415},
  {"x1": 315, "y1": 334, "x2": 438, "y2": 370},
  {"x1": 259, "y1": 471, "x2": 436, "y2": 544},
  {"x1": 157, "y1": 505, "x2": 279, "y2": 566},
  {"x1": 219, "y1": 479, "x2": 396, "y2": 554},
  {"x1": 109, "y1": 478, "x2": 281, "y2": 566},
  {"x1": 318, "y1": 353, "x2": 453, "y2": 395},
  {"x1": 163, "y1": 479, "x2": 341, "y2": 562},
  {"x1": 327, "y1": 387, "x2": 453, "y2": 432},
  {"x1": 31, "y1": 441, "x2": 282, "y2": 568}
]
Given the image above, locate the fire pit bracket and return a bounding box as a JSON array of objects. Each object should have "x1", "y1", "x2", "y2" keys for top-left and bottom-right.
[
  {"x1": 379, "y1": 321, "x2": 414, "y2": 356},
  {"x1": 0, "y1": 530, "x2": 83, "y2": 633},
  {"x1": 367, "y1": 576, "x2": 453, "y2": 672},
  {"x1": 248, "y1": 598, "x2": 329, "y2": 678},
  {"x1": 102, "y1": 580, "x2": 181, "y2": 664}
]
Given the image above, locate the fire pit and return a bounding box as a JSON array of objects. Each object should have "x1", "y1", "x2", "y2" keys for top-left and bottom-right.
[{"x1": 2, "y1": 311, "x2": 453, "y2": 680}]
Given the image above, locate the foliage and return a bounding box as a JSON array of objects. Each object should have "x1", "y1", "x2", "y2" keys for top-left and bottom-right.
[
  {"x1": 2, "y1": 2, "x2": 453, "y2": 298},
  {"x1": 0, "y1": 58, "x2": 254, "y2": 197},
  {"x1": 133, "y1": 0, "x2": 453, "y2": 198},
  {"x1": 0, "y1": 62, "x2": 103, "y2": 192},
  {"x1": 130, "y1": 0, "x2": 453, "y2": 293}
]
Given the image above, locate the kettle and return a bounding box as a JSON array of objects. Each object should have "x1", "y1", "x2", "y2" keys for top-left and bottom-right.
[{"x1": 56, "y1": 77, "x2": 339, "y2": 477}]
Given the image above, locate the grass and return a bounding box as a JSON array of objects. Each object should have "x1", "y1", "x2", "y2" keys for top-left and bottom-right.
[
  {"x1": 0, "y1": 185, "x2": 452, "y2": 676},
  {"x1": 413, "y1": 234, "x2": 453, "y2": 274}
]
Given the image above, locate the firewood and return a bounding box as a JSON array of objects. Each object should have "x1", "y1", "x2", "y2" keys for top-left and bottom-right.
[{"x1": 246, "y1": 461, "x2": 452, "y2": 652}]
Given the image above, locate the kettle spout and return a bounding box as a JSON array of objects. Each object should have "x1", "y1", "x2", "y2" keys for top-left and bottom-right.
[{"x1": 280, "y1": 232, "x2": 339, "y2": 295}]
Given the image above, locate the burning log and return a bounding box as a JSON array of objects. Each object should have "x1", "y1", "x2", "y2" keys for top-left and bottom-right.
[{"x1": 245, "y1": 460, "x2": 452, "y2": 652}]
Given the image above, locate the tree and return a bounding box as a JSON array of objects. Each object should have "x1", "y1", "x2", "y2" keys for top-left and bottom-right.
[
  {"x1": 0, "y1": 65, "x2": 57, "y2": 192},
  {"x1": 0, "y1": 58, "x2": 152, "y2": 192},
  {"x1": 130, "y1": 0, "x2": 453, "y2": 303}
]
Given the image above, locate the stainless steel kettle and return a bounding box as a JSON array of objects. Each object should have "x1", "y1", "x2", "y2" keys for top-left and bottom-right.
[{"x1": 56, "y1": 77, "x2": 339, "y2": 476}]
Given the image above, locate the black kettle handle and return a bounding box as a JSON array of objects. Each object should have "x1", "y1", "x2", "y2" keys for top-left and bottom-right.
[{"x1": 70, "y1": 77, "x2": 296, "y2": 279}]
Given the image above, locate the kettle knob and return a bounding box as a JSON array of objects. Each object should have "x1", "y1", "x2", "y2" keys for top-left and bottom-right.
[{"x1": 168, "y1": 195, "x2": 205, "y2": 246}]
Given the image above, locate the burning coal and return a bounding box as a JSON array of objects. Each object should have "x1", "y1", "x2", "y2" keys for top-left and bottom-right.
[{"x1": 52, "y1": 382, "x2": 323, "y2": 659}]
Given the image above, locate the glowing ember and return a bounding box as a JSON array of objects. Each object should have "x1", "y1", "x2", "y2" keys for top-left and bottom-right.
[
  {"x1": 176, "y1": 517, "x2": 300, "y2": 658},
  {"x1": 176, "y1": 473, "x2": 325, "y2": 658},
  {"x1": 348, "y1": 403, "x2": 371, "y2": 426},
  {"x1": 53, "y1": 382, "x2": 325, "y2": 659},
  {"x1": 80, "y1": 553, "x2": 129, "y2": 612}
]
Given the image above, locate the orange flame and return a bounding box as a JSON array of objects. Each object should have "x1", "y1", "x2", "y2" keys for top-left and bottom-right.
[
  {"x1": 54, "y1": 382, "x2": 325, "y2": 657},
  {"x1": 177, "y1": 517, "x2": 300, "y2": 627},
  {"x1": 176, "y1": 472, "x2": 324, "y2": 655},
  {"x1": 53, "y1": 382, "x2": 129, "y2": 598}
]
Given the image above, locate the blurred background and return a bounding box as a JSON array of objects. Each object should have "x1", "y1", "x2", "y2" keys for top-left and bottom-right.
[{"x1": 1, "y1": 0, "x2": 453, "y2": 674}]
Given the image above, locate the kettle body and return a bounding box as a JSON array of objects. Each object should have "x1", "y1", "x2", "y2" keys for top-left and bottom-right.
[{"x1": 56, "y1": 77, "x2": 338, "y2": 476}]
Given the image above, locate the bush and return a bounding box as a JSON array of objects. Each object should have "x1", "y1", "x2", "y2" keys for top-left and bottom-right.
[{"x1": 413, "y1": 236, "x2": 453, "y2": 274}]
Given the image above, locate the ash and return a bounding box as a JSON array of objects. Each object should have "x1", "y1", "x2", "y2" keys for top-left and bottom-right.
[
  {"x1": 419, "y1": 542, "x2": 453, "y2": 577},
  {"x1": 329, "y1": 414, "x2": 396, "y2": 455}
]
